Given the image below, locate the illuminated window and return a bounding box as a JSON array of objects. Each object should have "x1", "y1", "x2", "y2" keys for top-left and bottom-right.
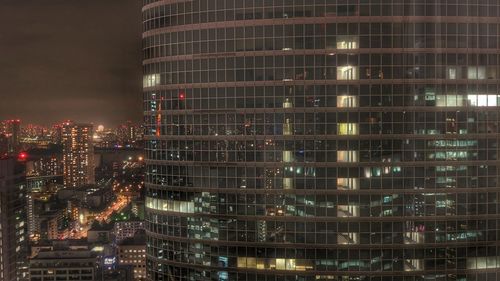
[
  {"x1": 364, "y1": 167, "x2": 381, "y2": 178},
  {"x1": 275, "y1": 259, "x2": 286, "y2": 270},
  {"x1": 447, "y1": 67, "x2": 457, "y2": 79},
  {"x1": 337, "y1": 123, "x2": 358, "y2": 135},
  {"x1": 338, "y1": 232, "x2": 359, "y2": 244},
  {"x1": 337, "y1": 66, "x2": 358, "y2": 80},
  {"x1": 436, "y1": 95, "x2": 464, "y2": 107},
  {"x1": 337, "y1": 205, "x2": 359, "y2": 217},
  {"x1": 337, "y1": 96, "x2": 358, "y2": 108},
  {"x1": 425, "y1": 90, "x2": 435, "y2": 102},
  {"x1": 282, "y1": 151, "x2": 294, "y2": 163},
  {"x1": 283, "y1": 119, "x2": 293, "y2": 135},
  {"x1": 429, "y1": 151, "x2": 468, "y2": 160},
  {"x1": 467, "y1": 94, "x2": 499, "y2": 106},
  {"x1": 467, "y1": 66, "x2": 486, "y2": 79},
  {"x1": 405, "y1": 259, "x2": 423, "y2": 271},
  {"x1": 143, "y1": 74, "x2": 161, "y2": 88},
  {"x1": 283, "y1": 178, "x2": 294, "y2": 189},
  {"x1": 337, "y1": 178, "x2": 359, "y2": 190},
  {"x1": 467, "y1": 257, "x2": 500, "y2": 270},
  {"x1": 435, "y1": 165, "x2": 467, "y2": 172},
  {"x1": 283, "y1": 98, "x2": 293, "y2": 108},
  {"x1": 145, "y1": 197, "x2": 194, "y2": 213},
  {"x1": 336, "y1": 35, "x2": 358, "y2": 49},
  {"x1": 337, "y1": 151, "x2": 358, "y2": 163},
  {"x1": 404, "y1": 231, "x2": 425, "y2": 244},
  {"x1": 237, "y1": 257, "x2": 312, "y2": 271}
]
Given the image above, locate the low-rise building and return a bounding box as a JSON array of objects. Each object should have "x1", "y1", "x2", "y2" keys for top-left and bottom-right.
[
  {"x1": 87, "y1": 222, "x2": 113, "y2": 243},
  {"x1": 29, "y1": 249, "x2": 97, "y2": 281}
]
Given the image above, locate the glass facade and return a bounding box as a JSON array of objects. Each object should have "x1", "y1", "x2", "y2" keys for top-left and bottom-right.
[{"x1": 142, "y1": 1, "x2": 500, "y2": 280}]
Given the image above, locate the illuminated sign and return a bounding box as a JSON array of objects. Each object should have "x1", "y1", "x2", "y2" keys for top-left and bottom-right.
[{"x1": 104, "y1": 256, "x2": 116, "y2": 266}]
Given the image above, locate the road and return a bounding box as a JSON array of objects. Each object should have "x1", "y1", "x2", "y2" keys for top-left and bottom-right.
[
  {"x1": 95, "y1": 195, "x2": 130, "y2": 223},
  {"x1": 69, "y1": 195, "x2": 130, "y2": 239}
]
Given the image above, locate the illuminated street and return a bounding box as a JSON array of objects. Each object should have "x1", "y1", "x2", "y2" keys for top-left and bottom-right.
[
  {"x1": 69, "y1": 195, "x2": 130, "y2": 239},
  {"x1": 95, "y1": 195, "x2": 130, "y2": 223}
]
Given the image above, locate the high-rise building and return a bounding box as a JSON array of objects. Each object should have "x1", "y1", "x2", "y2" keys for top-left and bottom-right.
[
  {"x1": 0, "y1": 158, "x2": 28, "y2": 281},
  {"x1": 0, "y1": 134, "x2": 8, "y2": 157},
  {"x1": 143, "y1": 2, "x2": 500, "y2": 280},
  {"x1": 62, "y1": 122, "x2": 95, "y2": 189},
  {"x1": 51, "y1": 124, "x2": 63, "y2": 145},
  {"x1": 5, "y1": 120, "x2": 21, "y2": 154}
]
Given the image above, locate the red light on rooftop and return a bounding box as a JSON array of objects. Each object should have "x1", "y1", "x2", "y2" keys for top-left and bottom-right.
[
  {"x1": 18, "y1": 152, "x2": 28, "y2": 161},
  {"x1": 179, "y1": 91, "x2": 186, "y2": 101}
]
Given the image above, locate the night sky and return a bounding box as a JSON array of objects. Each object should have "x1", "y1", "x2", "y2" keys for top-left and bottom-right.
[{"x1": 0, "y1": 0, "x2": 142, "y2": 127}]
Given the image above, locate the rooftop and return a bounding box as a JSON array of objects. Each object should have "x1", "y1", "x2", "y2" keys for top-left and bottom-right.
[{"x1": 33, "y1": 250, "x2": 95, "y2": 260}]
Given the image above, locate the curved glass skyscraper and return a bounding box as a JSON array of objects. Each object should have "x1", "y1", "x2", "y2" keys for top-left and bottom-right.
[{"x1": 142, "y1": 1, "x2": 500, "y2": 280}]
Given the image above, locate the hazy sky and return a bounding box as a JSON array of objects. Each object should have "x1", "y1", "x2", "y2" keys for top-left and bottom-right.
[{"x1": 0, "y1": 0, "x2": 142, "y2": 127}]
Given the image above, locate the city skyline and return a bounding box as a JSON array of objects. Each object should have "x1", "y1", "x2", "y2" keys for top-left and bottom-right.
[{"x1": 0, "y1": 1, "x2": 147, "y2": 280}]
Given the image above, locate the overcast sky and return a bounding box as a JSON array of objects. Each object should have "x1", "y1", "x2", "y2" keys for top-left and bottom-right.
[{"x1": 0, "y1": 0, "x2": 142, "y2": 127}]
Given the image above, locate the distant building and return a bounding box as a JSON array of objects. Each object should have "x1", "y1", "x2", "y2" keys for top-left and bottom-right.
[
  {"x1": 51, "y1": 125, "x2": 62, "y2": 145},
  {"x1": 115, "y1": 121, "x2": 139, "y2": 147},
  {"x1": 0, "y1": 158, "x2": 28, "y2": 280},
  {"x1": 5, "y1": 120, "x2": 21, "y2": 154},
  {"x1": 130, "y1": 199, "x2": 144, "y2": 220},
  {"x1": 27, "y1": 192, "x2": 56, "y2": 240},
  {"x1": 29, "y1": 250, "x2": 98, "y2": 281},
  {"x1": 25, "y1": 148, "x2": 63, "y2": 194},
  {"x1": 39, "y1": 210, "x2": 66, "y2": 241},
  {"x1": 117, "y1": 231, "x2": 146, "y2": 281},
  {"x1": 27, "y1": 156, "x2": 62, "y2": 178},
  {"x1": 62, "y1": 122, "x2": 94, "y2": 189},
  {"x1": 113, "y1": 221, "x2": 144, "y2": 245},
  {"x1": 0, "y1": 134, "x2": 8, "y2": 157},
  {"x1": 87, "y1": 223, "x2": 113, "y2": 243},
  {"x1": 57, "y1": 184, "x2": 114, "y2": 210},
  {"x1": 29, "y1": 240, "x2": 89, "y2": 259}
]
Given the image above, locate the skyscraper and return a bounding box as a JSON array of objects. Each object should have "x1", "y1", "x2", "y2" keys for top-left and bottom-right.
[
  {"x1": 143, "y1": 2, "x2": 500, "y2": 280},
  {"x1": 62, "y1": 122, "x2": 94, "y2": 189},
  {"x1": 5, "y1": 120, "x2": 21, "y2": 154},
  {"x1": 0, "y1": 158, "x2": 28, "y2": 281}
]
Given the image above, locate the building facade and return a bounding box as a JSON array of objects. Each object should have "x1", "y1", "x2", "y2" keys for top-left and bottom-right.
[
  {"x1": 117, "y1": 235, "x2": 147, "y2": 281},
  {"x1": 114, "y1": 221, "x2": 145, "y2": 245},
  {"x1": 62, "y1": 122, "x2": 94, "y2": 189},
  {"x1": 29, "y1": 250, "x2": 97, "y2": 281},
  {"x1": 0, "y1": 158, "x2": 28, "y2": 281},
  {"x1": 143, "y1": 1, "x2": 500, "y2": 280},
  {"x1": 5, "y1": 120, "x2": 21, "y2": 155}
]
